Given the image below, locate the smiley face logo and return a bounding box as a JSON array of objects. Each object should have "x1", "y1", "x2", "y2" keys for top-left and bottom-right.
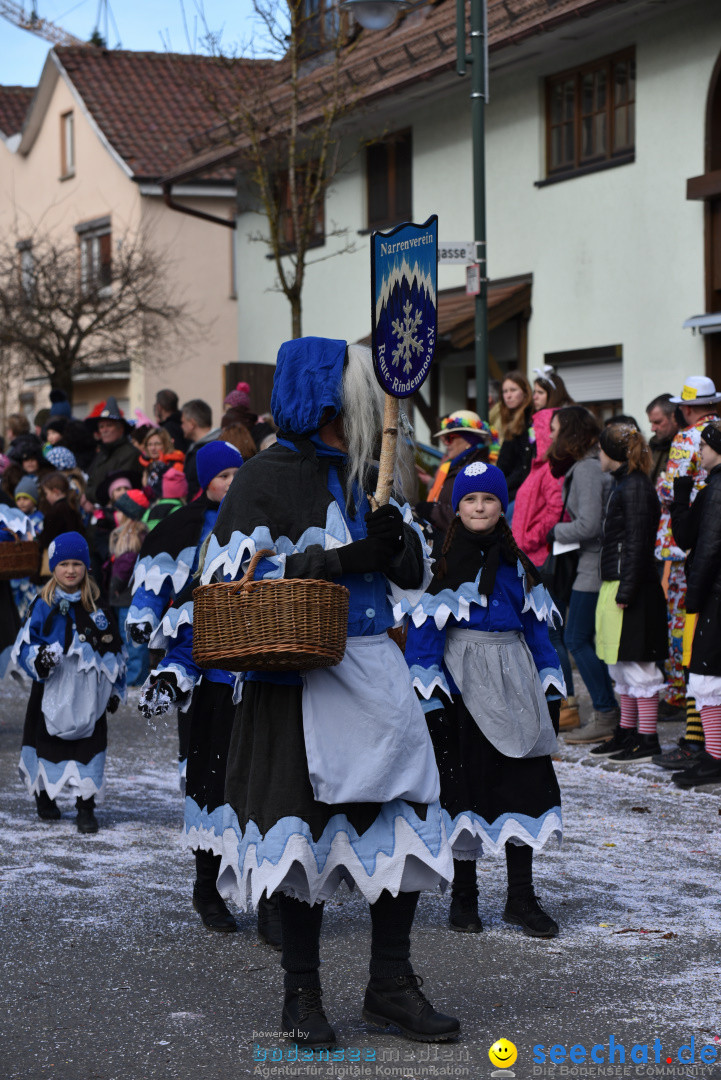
[{"x1": 488, "y1": 1039, "x2": 518, "y2": 1070}]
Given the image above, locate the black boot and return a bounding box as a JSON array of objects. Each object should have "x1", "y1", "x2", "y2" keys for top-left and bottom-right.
[
  {"x1": 75, "y1": 796, "x2": 98, "y2": 834},
  {"x1": 503, "y1": 892, "x2": 559, "y2": 938},
  {"x1": 449, "y1": 859, "x2": 482, "y2": 933},
  {"x1": 35, "y1": 791, "x2": 61, "y2": 821},
  {"x1": 589, "y1": 725, "x2": 634, "y2": 757},
  {"x1": 192, "y1": 849, "x2": 237, "y2": 932},
  {"x1": 257, "y1": 894, "x2": 282, "y2": 950},
  {"x1": 363, "y1": 973, "x2": 461, "y2": 1042},
  {"x1": 282, "y1": 985, "x2": 336, "y2": 1049},
  {"x1": 609, "y1": 732, "x2": 662, "y2": 763}
]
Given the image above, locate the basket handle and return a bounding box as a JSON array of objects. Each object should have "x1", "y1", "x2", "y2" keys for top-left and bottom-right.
[{"x1": 230, "y1": 548, "x2": 277, "y2": 595}]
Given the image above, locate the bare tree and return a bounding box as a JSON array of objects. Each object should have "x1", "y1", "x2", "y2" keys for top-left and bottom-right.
[
  {"x1": 0, "y1": 228, "x2": 191, "y2": 397},
  {"x1": 185, "y1": 0, "x2": 361, "y2": 338}
]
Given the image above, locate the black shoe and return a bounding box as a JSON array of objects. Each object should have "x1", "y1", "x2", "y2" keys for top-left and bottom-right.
[
  {"x1": 652, "y1": 740, "x2": 705, "y2": 770},
  {"x1": 657, "y1": 700, "x2": 686, "y2": 723},
  {"x1": 672, "y1": 752, "x2": 721, "y2": 789},
  {"x1": 75, "y1": 797, "x2": 98, "y2": 834},
  {"x1": 192, "y1": 885, "x2": 237, "y2": 932},
  {"x1": 257, "y1": 894, "x2": 282, "y2": 950},
  {"x1": 589, "y1": 726, "x2": 634, "y2": 757},
  {"x1": 503, "y1": 893, "x2": 559, "y2": 938},
  {"x1": 449, "y1": 893, "x2": 483, "y2": 933},
  {"x1": 282, "y1": 986, "x2": 336, "y2": 1049},
  {"x1": 35, "y1": 791, "x2": 61, "y2": 821},
  {"x1": 609, "y1": 733, "x2": 662, "y2": 764},
  {"x1": 363, "y1": 974, "x2": 461, "y2": 1042}
]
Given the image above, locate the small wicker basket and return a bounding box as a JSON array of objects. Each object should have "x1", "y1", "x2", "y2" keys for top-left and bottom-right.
[
  {"x1": 0, "y1": 533, "x2": 40, "y2": 580},
  {"x1": 192, "y1": 548, "x2": 350, "y2": 672}
]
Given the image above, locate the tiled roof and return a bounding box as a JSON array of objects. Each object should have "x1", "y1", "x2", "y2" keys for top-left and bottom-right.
[
  {"x1": 54, "y1": 47, "x2": 270, "y2": 181},
  {"x1": 0, "y1": 85, "x2": 35, "y2": 137},
  {"x1": 160, "y1": 0, "x2": 622, "y2": 183}
]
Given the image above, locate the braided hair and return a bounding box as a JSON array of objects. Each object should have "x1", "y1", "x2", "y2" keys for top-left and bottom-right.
[{"x1": 433, "y1": 514, "x2": 461, "y2": 580}]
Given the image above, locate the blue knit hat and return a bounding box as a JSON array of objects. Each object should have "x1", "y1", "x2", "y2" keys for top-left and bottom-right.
[
  {"x1": 48, "y1": 531, "x2": 90, "y2": 572},
  {"x1": 196, "y1": 441, "x2": 243, "y2": 491},
  {"x1": 452, "y1": 461, "x2": 509, "y2": 513},
  {"x1": 45, "y1": 445, "x2": 77, "y2": 470}
]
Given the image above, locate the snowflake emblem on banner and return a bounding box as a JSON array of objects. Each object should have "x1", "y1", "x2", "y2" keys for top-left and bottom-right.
[{"x1": 391, "y1": 300, "x2": 424, "y2": 374}]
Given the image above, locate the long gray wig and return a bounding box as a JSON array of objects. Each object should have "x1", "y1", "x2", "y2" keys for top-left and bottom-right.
[{"x1": 341, "y1": 344, "x2": 414, "y2": 504}]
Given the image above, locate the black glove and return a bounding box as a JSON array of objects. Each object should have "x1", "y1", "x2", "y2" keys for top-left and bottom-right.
[
  {"x1": 365, "y1": 505, "x2": 405, "y2": 554},
  {"x1": 546, "y1": 526, "x2": 556, "y2": 545},
  {"x1": 546, "y1": 694, "x2": 561, "y2": 736},
  {"x1": 673, "y1": 476, "x2": 694, "y2": 504},
  {"x1": 35, "y1": 644, "x2": 62, "y2": 679},
  {"x1": 106, "y1": 695, "x2": 120, "y2": 715},
  {"x1": 138, "y1": 675, "x2": 180, "y2": 719},
  {"x1": 337, "y1": 535, "x2": 396, "y2": 576},
  {"x1": 129, "y1": 622, "x2": 153, "y2": 645}
]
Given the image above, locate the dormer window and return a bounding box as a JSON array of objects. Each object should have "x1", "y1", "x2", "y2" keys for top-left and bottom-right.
[
  {"x1": 61, "y1": 110, "x2": 75, "y2": 178},
  {"x1": 299, "y1": 0, "x2": 341, "y2": 57}
]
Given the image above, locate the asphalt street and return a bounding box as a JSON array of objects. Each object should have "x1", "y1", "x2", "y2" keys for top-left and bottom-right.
[{"x1": 1, "y1": 673, "x2": 720, "y2": 1080}]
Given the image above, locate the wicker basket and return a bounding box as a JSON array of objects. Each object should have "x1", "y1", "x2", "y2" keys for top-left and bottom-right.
[
  {"x1": 0, "y1": 534, "x2": 40, "y2": 580},
  {"x1": 192, "y1": 548, "x2": 350, "y2": 672}
]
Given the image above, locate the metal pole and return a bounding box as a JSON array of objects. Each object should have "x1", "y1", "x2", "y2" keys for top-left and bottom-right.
[{"x1": 469, "y1": 0, "x2": 488, "y2": 420}]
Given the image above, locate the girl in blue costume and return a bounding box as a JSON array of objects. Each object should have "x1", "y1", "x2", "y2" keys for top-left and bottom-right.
[
  {"x1": 403, "y1": 462, "x2": 565, "y2": 938},
  {"x1": 128, "y1": 440, "x2": 243, "y2": 787},
  {"x1": 13, "y1": 532, "x2": 125, "y2": 833},
  {"x1": 201, "y1": 338, "x2": 458, "y2": 1049}
]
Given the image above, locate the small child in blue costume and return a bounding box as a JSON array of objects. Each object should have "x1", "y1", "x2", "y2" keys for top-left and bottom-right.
[
  {"x1": 404, "y1": 462, "x2": 565, "y2": 938},
  {"x1": 13, "y1": 532, "x2": 126, "y2": 833}
]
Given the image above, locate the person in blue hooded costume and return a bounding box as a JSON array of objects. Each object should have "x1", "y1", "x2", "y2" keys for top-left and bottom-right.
[
  {"x1": 127, "y1": 441, "x2": 243, "y2": 786},
  {"x1": 201, "y1": 339, "x2": 458, "y2": 1049}
]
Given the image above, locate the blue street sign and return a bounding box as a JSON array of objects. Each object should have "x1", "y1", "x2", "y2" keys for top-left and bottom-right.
[{"x1": 371, "y1": 215, "x2": 438, "y2": 398}]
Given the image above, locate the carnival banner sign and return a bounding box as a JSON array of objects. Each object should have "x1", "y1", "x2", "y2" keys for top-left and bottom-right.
[{"x1": 371, "y1": 215, "x2": 438, "y2": 398}]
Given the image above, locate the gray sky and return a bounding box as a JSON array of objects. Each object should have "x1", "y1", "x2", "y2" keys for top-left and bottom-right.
[{"x1": 0, "y1": 0, "x2": 257, "y2": 87}]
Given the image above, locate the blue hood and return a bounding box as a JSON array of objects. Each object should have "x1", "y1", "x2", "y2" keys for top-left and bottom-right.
[{"x1": 271, "y1": 337, "x2": 347, "y2": 436}]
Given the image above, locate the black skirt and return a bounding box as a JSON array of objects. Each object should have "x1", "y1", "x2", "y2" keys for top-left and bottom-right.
[
  {"x1": 689, "y1": 586, "x2": 721, "y2": 677},
  {"x1": 215, "y1": 680, "x2": 450, "y2": 908},
  {"x1": 20, "y1": 681, "x2": 107, "y2": 799},
  {"x1": 225, "y1": 681, "x2": 423, "y2": 840},
  {"x1": 426, "y1": 695, "x2": 562, "y2": 857},
  {"x1": 617, "y1": 579, "x2": 668, "y2": 664},
  {"x1": 185, "y1": 679, "x2": 235, "y2": 817}
]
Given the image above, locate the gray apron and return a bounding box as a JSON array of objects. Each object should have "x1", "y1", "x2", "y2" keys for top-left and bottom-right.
[
  {"x1": 301, "y1": 633, "x2": 440, "y2": 805},
  {"x1": 444, "y1": 629, "x2": 558, "y2": 759}
]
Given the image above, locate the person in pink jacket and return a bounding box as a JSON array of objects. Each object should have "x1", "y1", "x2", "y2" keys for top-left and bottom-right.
[
  {"x1": 512, "y1": 407, "x2": 575, "y2": 722},
  {"x1": 512, "y1": 408, "x2": 563, "y2": 566}
]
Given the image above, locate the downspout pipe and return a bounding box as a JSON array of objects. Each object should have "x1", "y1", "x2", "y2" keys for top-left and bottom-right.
[{"x1": 162, "y1": 183, "x2": 236, "y2": 229}]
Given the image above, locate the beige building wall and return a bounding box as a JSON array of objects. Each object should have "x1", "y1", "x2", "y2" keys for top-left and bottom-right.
[{"x1": 0, "y1": 61, "x2": 237, "y2": 427}]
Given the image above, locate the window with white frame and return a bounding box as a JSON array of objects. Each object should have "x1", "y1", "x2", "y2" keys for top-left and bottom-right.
[
  {"x1": 76, "y1": 218, "x2": 112, "y2": 293},
  {"x1": 61, "y1": 111, "x2": 75, "y2": 178}
]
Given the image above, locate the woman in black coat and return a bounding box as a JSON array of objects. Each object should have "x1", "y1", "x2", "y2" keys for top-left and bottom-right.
[
  {"x1": 592, "y1": 424, "x2": 667, "y2": 763},
  {"x1": 496, "y1": 372, "x2": 534, "y2": 512},
  {"x1": 669, "y1": 419, "x2": 721, "y2": 787}
]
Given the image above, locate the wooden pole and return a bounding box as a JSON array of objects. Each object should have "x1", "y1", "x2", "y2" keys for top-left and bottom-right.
[{"x1": 371, "y1": 394, "x2": 400, "y2": 509}]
